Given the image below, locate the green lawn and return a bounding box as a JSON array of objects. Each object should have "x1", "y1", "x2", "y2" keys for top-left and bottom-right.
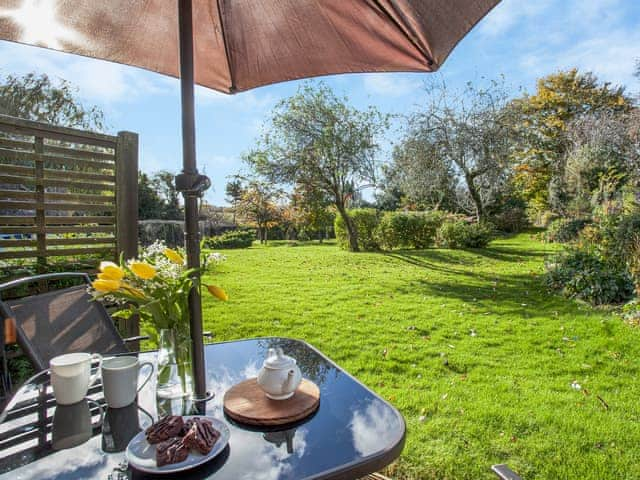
[{"x1": 201, "y1": 233, "x2": 640, "y2": 479}]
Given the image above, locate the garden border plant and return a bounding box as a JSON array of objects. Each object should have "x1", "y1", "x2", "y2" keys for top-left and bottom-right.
[{"x1": 202, "y1": 229, "x2": 256, "y2": 250}]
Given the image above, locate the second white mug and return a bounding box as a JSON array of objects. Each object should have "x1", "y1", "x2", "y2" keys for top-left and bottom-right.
[{"x1": 101, "y1": 356, "x2": 154, "y2": 408}]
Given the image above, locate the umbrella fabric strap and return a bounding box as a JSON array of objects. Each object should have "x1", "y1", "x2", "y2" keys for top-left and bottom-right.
[{"x1": 175, "y1": 172, "x2": 211, "y2": 197}]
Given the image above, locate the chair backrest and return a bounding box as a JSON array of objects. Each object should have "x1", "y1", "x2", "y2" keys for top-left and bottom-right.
[{"x1": 0, "y1": 273, "x2": 128, "y2": 371}]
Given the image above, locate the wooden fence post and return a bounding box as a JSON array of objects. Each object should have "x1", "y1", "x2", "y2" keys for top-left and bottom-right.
[
  {"x1": 115, "y1": 131, "x2": 139, "y2": 260},
  {"x1": 115, "y1": 131, "x2": 140, "y2": 344}
]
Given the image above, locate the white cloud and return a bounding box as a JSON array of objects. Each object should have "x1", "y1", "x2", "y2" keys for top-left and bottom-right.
[
  {"x1": 362, "y1": 73, "x2": 422, "y2": 97},
  {"x1": 474, "y1": 0, "x2": 640, "y2": 89},
  {"x1": 350, "y1": 399, "x2": 403, "y2": 457},
  {"x1": 478, "y1": 0, "x2": 555, "y2": 38},
  {"x1": 525, "y1": 29, "x2": 640, "y2": 89},
  {"x1": 0, "y1": 41, "x2": 171, "y2": 105}
]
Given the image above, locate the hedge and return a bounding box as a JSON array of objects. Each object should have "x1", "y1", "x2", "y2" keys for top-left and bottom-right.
[
  {"x1": 377, "y1": 211, "x2": 444, "y2": 250},
  {"x1": 202, "y1": 229, "x2": 255, "y2": 249},
  {"x1": 334, "y1": 209, "x2": 380, "y2": 251},
  {"x1": 436, "y1": 221, "x2": 495, "y2": 249}
]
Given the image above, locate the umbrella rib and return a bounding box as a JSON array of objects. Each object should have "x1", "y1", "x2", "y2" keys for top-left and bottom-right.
[
  {"x1": 215, "y1": 0, "x2": 236, "y2": 93},
  {"x1": 370, "y1": 0, "x2": 435, "y2": 68}
]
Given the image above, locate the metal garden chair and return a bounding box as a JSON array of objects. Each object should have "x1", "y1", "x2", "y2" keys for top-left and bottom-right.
[{"x1": 0, "y1": 272, "x2": 146, "y2": 398}]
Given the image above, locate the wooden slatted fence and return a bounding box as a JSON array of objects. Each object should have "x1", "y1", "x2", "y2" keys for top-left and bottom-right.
[{"x1": 0, "y1": 114, "x2": 138, "y2": 268}]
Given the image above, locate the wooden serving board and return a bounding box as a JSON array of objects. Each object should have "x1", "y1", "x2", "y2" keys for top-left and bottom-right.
[{"x1": 223, "y1": 378, "x2": 320, "y2": 426}]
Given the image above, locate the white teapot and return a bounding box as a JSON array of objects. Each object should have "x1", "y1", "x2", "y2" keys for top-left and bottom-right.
[{"x1": 257, "y1": 348, "x2": 302, "y2": 400}]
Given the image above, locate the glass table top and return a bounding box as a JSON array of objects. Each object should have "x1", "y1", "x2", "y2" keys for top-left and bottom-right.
[{"x1": 0, "y1": 338, "x2": 405, "y2": 480}]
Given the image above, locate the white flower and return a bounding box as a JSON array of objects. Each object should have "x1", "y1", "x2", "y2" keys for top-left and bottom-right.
[{"x1": 207, "y1": 252, "x2": 227, "y2": 264}]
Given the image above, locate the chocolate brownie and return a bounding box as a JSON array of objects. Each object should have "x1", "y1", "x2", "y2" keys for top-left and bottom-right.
[
  {"x1": 182, "y1": 417, "x2": 220, "y2": 455},
  {"x1": 145, "y1": 415, "x2": 184, "y2": 444},
  {"x1": 179, "y1": 418, "x2": 194, "y2": 436},
  {"x1": 156, "y1": 437, "x2": 189, "y2": 466}
]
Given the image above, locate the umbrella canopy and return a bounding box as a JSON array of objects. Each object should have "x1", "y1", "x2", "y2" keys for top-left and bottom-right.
[
  {"x1": 0, "y1": 0, "x2": 500, "y2": 404},
  {"x1": 0, "y1": 0, "x2": 497, "y2": 92}
]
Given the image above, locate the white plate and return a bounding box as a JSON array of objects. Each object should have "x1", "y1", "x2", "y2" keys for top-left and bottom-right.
[{"x1": 126, "y1": 416, "x2": 230, "y2": 474}]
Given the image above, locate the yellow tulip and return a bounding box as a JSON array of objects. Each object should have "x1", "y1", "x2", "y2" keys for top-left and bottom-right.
[
  {"x1": 129, "y1": 262, "x2": 156, "y2": 280},
  {"x1": 98, "y1": 261, "x2": 124, "y2": 280},
  {"x1": 97, "y1": 272, "x2": 120, "y2": 282},
  {"x1": 164, "y1": 248, "x2": 184, "y2": 265},
  {"x1": 92, "y1": 279, "x2": 121, "y2": 293},
  {"x1": 122, "y1": 283, "x2": 146, "y2": 299},
  {"x1": 207, "y1": 284, "x2": 228, "y2": 301}
]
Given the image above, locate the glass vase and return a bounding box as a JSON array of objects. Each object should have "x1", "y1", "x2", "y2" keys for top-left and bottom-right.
[{"x1": 156, "y1": 328, "x2": 193, "y2": 401}]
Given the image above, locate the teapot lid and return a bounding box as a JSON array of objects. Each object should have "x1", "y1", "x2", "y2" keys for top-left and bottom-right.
[{"x1": 264, "y1": 347, "x2": 296, "y2": 369}]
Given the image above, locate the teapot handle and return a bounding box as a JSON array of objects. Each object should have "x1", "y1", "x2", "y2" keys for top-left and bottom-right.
[{"x1": 282, "y1": 369, "x2": 296, "y2": 394}]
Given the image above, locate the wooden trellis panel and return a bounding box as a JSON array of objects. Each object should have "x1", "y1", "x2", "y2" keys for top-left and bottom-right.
[{"x1": 0, "y1": 115, "x2": 138, "y2": 266}]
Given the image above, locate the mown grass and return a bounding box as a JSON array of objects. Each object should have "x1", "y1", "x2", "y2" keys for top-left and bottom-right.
[{"x1": 202, "y1": 233, "x2": 640, "y2": 479}]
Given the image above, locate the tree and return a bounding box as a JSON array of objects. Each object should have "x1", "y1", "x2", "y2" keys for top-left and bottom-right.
[
  {"x1": 244, "y1": 83, "x2": 388, "y2": 251},
  {"x1": 138, "y1": 171, "x2": 165, "y2": 220},
  {"x1": 381, "y1": 129, "x2": 457, "y2": 211},
  {"x1": 403, "y1": 79, "x2": 514, "y2": 221},
  {"x1": 0, "y1": 72, "x2": 104, "y2": 130},
  {"x1": 510, "y1": 69, "x2": 631, "y2": 215},
  {"x1": 235, "y1": 179, "x2": 283, "y2": 244},
  {"x1": 564, "y1": 111, "x2": 640, "y2": 215},
  {"x1": 152, "y1": 171, "x2": 182, "y2": 220},
  {"x1": 137, "y1": 170, "x2": 186, "y2": 220},
  {"x1": 225, "y1": 178, "x2": 244, "y2": 224},
  {"x1": 289, "y1": 184, "x2": 334, "y2": 242},
  {"x1": 374, "y1": 169, "x2": 405, "y2": 211}
]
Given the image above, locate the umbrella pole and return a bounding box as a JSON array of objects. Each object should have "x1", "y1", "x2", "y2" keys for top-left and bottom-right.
[{"x1": 177, "y1": 0, "x2": 207, "y2": 407}]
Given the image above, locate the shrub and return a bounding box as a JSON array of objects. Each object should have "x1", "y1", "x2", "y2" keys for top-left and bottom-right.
[
  {"x1": 202, "y1": 229, "x2": 255, "y2": 249},
  {"x1": 490, "y1": 206, "x2": 529, "y2": 233},
  {"x1": 436, "y1": 221, "x2": 494, "y2": 249},
  {"x1": 377, "y1": 211, "x2": 444, "y2": 250},
  {"x1": 577, "y1": 212, "x2": 640, "y2": 268},
  {"x1": 610, "y1": 212, "x2": 640, "y2": 263},
  {"x1": 545, "y1": 249, "x2": 634, "y2": 305},
  {"x1": 334, "y1": 209, "x2": 380, "y2": 251},
  {"x1": 545, "y1": 218, "x2": 590, "y2": 243},
  {"x1": 622, "y1": 299, "x2": 640, "y2": 325},
  {"x1": 628, "y1": 236, "x2": 640, "y2": 296},
  {"x1": 411, "y1": 211, "x2": 445, "y2": 249}
]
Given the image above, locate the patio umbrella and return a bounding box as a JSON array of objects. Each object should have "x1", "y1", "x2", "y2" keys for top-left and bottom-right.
[{"x1": 0, "y1": 0, "x2": 500, "y2": 402}]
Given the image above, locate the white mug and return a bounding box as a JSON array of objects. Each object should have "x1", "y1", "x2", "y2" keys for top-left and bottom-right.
[
  {"x1": 101, "y1": 356, "x2": 153, "y2": 409},
  {"x1": 50, "y1": 353, "x2": 102, "y2": 405}
]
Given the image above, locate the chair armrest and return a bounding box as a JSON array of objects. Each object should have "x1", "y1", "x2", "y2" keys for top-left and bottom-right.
[
  {"x1": 123, "y1": 335, "x2": 150, "y2": 343},
  {"x1": 0, "y1": 272, "x2": 92, "y2": 292},
  {"x1": 491, "y1": 464, "x2": 522, "y2": 480}
]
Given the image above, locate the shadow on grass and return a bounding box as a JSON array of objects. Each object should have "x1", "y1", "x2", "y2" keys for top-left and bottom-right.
[
  {"x1": 388, "y1": 243, "x2": 550, "y2": 270},
  {"x1": 260, "y1": 240, "x2": 337, "y2": 248},
  {"x1": 384, "y1": 247, "x2": 583, "y2": 318},
  {"x1": 406, "y1": 270, "x2": 585, "y2": 319}
]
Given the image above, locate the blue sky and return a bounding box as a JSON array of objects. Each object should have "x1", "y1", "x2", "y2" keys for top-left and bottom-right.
[{"x1": 1, "y1": 0, "x2": 639, "y2": 205}]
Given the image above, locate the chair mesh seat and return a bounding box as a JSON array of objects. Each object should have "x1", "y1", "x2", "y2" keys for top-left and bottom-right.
[{"x1": 6, "y1": 285, "x2": 127, "y2": 370}]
